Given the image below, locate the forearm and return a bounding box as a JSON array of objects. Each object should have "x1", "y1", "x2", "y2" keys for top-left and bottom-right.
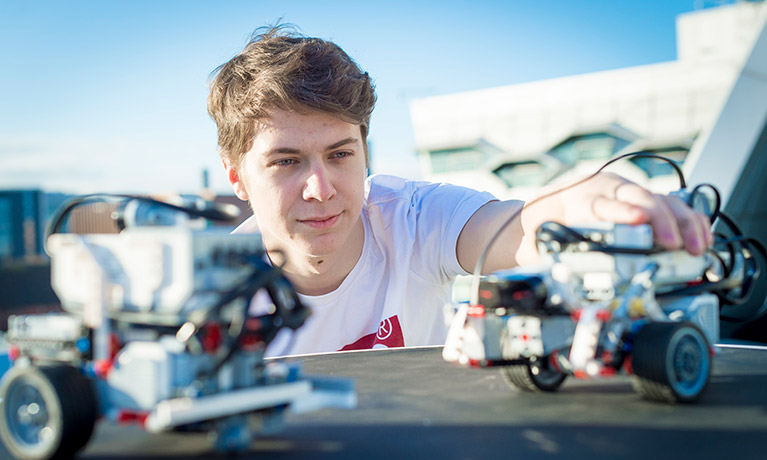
[
  {"x1": 456, "y1": 172, "x2": 712, "y2": 276},
  {"x1": 456, "y1": 199, "x2": 527, "y2": 275},
  {"x1": 457, "y1": 181, "x2": 577, "y2": 274},
  {"x1": 515, "y1": 189, "x2": 566, "y2": 266}
]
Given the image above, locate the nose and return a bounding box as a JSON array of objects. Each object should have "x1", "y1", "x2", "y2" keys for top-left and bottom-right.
[{"x1": 302, "y1": 163, "x2": 336, "y2": 202}]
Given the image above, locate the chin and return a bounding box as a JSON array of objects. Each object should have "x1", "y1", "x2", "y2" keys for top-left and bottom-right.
[{"x1": 297, "y1": 236, "x2": 344, "y2": 258}]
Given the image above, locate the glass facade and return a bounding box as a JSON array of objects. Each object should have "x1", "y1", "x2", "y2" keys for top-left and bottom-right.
[
  {"x1": 0, "y1": 198, "x2": 12, "y2": 260},
  {"x1": 0, "y1": 190, "x2": 71, "y2": 264},
  {"x1": 548, "y1": 133, "x2": 632, "y2": 165},
  {"x1": 493, "y1": 160, "x2": 554, "y2": 188},
  {"x1": 429, "y1": 146, "x2": 491, "y2": 174},
  {"x1": 628, "y1": 148, "x2": 688, "y2": 178}
]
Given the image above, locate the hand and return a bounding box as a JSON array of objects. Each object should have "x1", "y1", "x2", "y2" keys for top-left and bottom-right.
[
  {"x1": 459, "y1": 172, "x2": 714, "y2": 273},
  {"x1": 556, "y1": 173, "x2": 713, "y2": 255}
]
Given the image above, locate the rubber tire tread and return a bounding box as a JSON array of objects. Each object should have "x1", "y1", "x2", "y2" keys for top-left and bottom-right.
[
  {"x1": 631, "y1": 322, "x2": 675, "y2": 402},
  {"x1": 502, "y1": 364, "x2": 539, "y2": 392},
  {"x1": 631, "y1": 322, "x2": 709, "y2": 403},
  {"x1": 502, "y1": 363, "x2": 566, "y2": 392},
  {"x1": 56, "y1": 365, "x2": 99, "y2": 456},
  {"x1": 0, "y1": 365, "x2": 98, "y2": 460}
]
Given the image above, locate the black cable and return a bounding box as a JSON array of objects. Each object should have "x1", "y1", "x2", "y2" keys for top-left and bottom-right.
[
  {"x1": 193, "y1": 256, "x2": 309, "y2": 379},
  {"x1": 716, "y1": 211, "x2": 745, "y2": 237},
  {"x1": 690, "y1": 183, "x2": 721, "y2": 223},
  {"x1": 708, "y1": 239, "x2": 733, "y2": 280},
  {"x1": 44, "y1": 193, "x2": 241, "y2": 254},
  {"x1": 43, "y1": 192, "x2": 313, "y2": 383},
  {"x1": 536, "y1": 220, "x2": 765, "y2": 313},
  {"x1": 718, "y1": 240, "x2": 764, "y2": 308},
  {"x1": 44, "y1": 192, "x2": 309, "y2": 378},
  {"x1": 536, "y1": 221, "x2": 672, "y2": 256},
  {"x1": 470, "y1": 149, "x2": 767, "y2": 326},
  {"x1": 603, "y1": 152, "x2": 687, "y2": 189},
  {"x1": 470, "y1": 151, "x2": 688, "y2": 305},
  {"x1": 707, "y1": 211, "x2": 766, "y2": 312},
  {"x1": 470, "y1": 173, "x2": 594, "y2": 305},
  {"x1": 536, "y1": 221, "x2": 589, "y2": 244}
]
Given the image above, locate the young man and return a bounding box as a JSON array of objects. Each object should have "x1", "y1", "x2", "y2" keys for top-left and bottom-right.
[{"x1": 207, "y1": 27, "x2": 712, "y2": 356}]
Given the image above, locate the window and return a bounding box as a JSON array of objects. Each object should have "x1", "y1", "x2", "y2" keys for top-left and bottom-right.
[
  {"x1": 429, "y1": 147, "x2": 491, "y2": 174},
  {"x1": 549, "y1": 132, "x2": 632, "y2": 165},
  {"x1": 628, "y1": 148, "x2": 689, "y2": 178},
  {"x1": 493, "y1": 160, "x2": 552, "y2": 188},
  {"x1": 0, "y1": 198, "x2": 13, "y2": 259}
]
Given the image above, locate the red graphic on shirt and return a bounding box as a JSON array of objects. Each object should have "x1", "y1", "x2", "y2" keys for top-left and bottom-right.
[{"x1": 340, "y1": 315, "x2": 404, "y2": 351}]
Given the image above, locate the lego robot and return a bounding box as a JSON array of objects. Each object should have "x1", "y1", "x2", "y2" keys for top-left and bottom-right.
[
  {"x1": 444, "y1": 217, "x2": 761, "y2": 403},
  {"x1": 0, "y1": 195, "x2": 355, "y2": 460}
]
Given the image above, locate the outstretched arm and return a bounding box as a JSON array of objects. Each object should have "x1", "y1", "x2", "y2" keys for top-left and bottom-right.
[{"x1": 456, "y1": 172, "x2": 713, "y2": 275}]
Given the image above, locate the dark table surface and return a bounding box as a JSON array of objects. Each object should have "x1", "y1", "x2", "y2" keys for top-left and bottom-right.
[{"x1": 3, "y1": 345, "x2": 767, "y2": 460}]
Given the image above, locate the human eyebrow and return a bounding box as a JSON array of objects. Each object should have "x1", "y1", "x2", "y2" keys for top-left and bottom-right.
[
  {"x1": 265, "y1": 147, "x2": 301, "y2": 156},
  {"x1": 325, "y1": 137, "x2": 359, "y2": 151},
  {"x1": 263, "y1": 138, "x2": 358, "y2": 157}
]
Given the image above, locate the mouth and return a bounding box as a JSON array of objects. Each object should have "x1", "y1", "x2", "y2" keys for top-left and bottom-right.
[{"x1": 298, "y1": 212, "x2": 341, "y2": 229}]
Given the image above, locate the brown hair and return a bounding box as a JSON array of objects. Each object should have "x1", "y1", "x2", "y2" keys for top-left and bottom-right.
[{"x1": 207, "y1": 25, "x2": 376, "y2": 165}]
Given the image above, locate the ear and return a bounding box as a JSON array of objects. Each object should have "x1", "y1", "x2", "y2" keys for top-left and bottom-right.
[{"x1": 222, "y1": 157, "x2": 249, "y2": 201}]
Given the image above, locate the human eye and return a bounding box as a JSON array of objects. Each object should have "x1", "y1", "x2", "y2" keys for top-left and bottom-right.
[
  {"x1": 270, "y1": 158, "x2": 298, "y2": 167},
  {"x1": 329, "y1": 150, "x2": 353, "y2": 160}
]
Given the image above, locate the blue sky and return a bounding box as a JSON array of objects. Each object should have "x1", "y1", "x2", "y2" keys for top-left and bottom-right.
[{"x1": 0, "y1": 0, "x2": 708, "y2": 195}]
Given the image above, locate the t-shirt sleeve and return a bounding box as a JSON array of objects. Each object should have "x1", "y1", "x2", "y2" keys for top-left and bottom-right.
[{"x1": 409, "y1": 181, "x2": 496, "y2": 282}]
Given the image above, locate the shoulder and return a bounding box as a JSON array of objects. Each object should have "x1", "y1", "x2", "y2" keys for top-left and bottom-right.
[
  {"x1": 231, "y1": 215, "x2": 258, "y2": 234},
  {"x1": 365, "y1": 174, "x2": 485, "y2": 206},
  {"x1": 364, "y1": 174, "x2": 420, "y2": 204}
]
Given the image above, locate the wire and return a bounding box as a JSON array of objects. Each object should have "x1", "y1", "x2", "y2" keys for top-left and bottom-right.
[
  {"x1": 535, "y1": 218, "x2": 765, "y2": 313},
  {"x1": 469, "y1": 151, "x2": 687, "y2": 305},
  {"x1": 690, "y1": 183, "x2": 721, "y2": 223},
  {"x1": 44, "y1": 193, "x2": 241, "y2": 254},
  {"x1": 710, "y1": 212, "x2": 767, "y2": 311},
  {"x1": 45, "y1": 192, "x2": 309, "y2": 379},
  {"x1": 535, "y1": 221, "x2": 669, "y2": 256},
  {"x1": 191, "y1": 254, "x2": 310, "y2": 379},
  {"x1": 469, "y1": 150, "x2": 765, "y2": 325},
  {"x1": 604, "y1": 152, "x2": 687, "y2": 189}
]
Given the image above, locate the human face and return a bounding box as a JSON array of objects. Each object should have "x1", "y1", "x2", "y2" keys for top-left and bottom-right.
[{"x1": 225, "y1": 109, "x2": 367, "y2": 260}]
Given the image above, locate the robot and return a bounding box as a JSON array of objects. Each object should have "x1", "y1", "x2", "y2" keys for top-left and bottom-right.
[
  {"x1": 444, "y1": 195, "x2": 764, "y2": 403},
  {"x1": 0, "y1": 195, "x2": 355, "y2": 460}
]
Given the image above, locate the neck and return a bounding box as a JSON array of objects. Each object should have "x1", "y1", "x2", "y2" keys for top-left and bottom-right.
[{"x1": 268, "y1": 218, "x2": 365, "y2": 296}]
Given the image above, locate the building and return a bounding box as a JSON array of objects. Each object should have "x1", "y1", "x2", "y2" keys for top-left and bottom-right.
[
  {"x1": 410, "y1": 1, "x2": 767, "y2": 199},
  {"x1": 0, "y1": 190, "x2": 71, "y2": 265},
  {"x1": 411, "y1": 1, "x2": 767, "y2": 343}
]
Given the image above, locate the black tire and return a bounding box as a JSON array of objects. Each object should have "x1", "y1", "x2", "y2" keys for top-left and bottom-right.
[
  {"x1": 0, "y1": 365, "x2": 99, "y2": 460},
  {"x1": 501, "y1": 358, "x2": 567, "y2": 392},
  {"x1": 631, "y1": 322, "x2": 711, "y2": 403}
]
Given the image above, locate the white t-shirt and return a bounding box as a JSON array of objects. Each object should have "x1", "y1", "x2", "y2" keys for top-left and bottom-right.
[{"x1": 233, "y1": 174, "x2": 496, "y2": 357}]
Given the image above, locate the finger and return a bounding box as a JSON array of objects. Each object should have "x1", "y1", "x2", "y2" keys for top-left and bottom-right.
[
  {"x1": 648, "y1": 198, "x2": 684, "y2": 250},
  {"x1": 613, "y1": 184, "x2": 683, "y2": 249},
  {"x1": 693, "y1": 209, "x2": 714, "y2": 248},
  {"x1": 664, "y1": 195, "x2": 707, "y2": 255},
  {"x1": 590, "y1": 196, "x2": 648, "y2": 224}
]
